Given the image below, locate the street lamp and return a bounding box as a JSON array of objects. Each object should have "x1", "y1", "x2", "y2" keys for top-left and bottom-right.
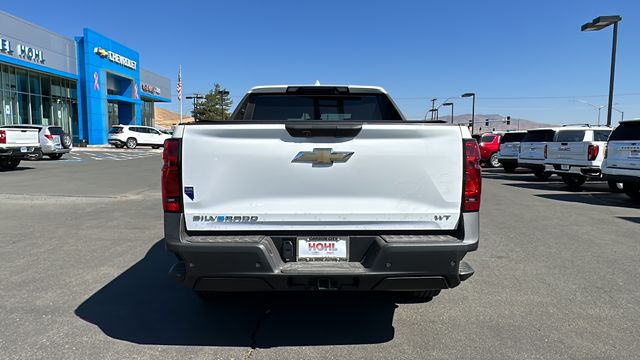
[
  {"x1": 571, "y1": 99, "x2": 606, "y2": 125},
  {"x1": 186, "y1": 93, "x2": 204, "y2": 121},
  {"x1": 442, "y1": 102, "x2": 454, "y2": 124},
  {"x1": 461, "y1": 92, "x2": 475, "y2": 133},
  {"x1": 581, "y1": 15, "x2": 622, "y2": 127},
  {"x1": 428, "y1": 108, "x2": 439, "y2": 121},
  {"x1": 215, "y1": 89, "x2": 230, "y2": 120}
]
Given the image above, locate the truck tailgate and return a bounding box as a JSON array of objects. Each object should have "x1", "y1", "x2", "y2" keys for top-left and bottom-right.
[
  {"x1": 3, "y1": 128, "x2": 39, "y2": 146},
  {"x1": 519, "y1": 142, "x2": 547, "y2": 160},
  {"x1": 181, "y1": 124, "x2": 463, "y2": 232}
]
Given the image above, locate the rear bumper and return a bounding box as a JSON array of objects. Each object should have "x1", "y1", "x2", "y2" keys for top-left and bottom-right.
[
  {"x1": 498, "y1": 158, "x2": 518, "y2": 166},
  {"x1": 518, "y1": 160, "x2": 551, "y2": 172},
  {"x1": 546, "y1": 163, "x2": 602, "y2": 177},
  {"x1": 604, "y1": 174, "x2": 640, "y2": 184},
  {"x1": 164, "y1": 212, "x2": 479, "y2": 292},
  {"x1": 0, "y1": 146, "x2": 39, "y2": 158},
  {"x1": 41, "y1": 143, "x2": 70, "y2": 154}
]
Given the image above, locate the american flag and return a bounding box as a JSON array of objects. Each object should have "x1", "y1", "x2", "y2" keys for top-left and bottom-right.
[{"x1": 176, "y1": 65, "x2": 182, "y2": 101}]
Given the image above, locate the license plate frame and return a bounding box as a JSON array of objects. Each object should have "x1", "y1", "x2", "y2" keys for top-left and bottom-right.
[
  {"x1": 561, "y1": 164, "x2": 570, "y2": 170},
  {"x1": 20, "y1": 146, "x2": 27, "y2": 153},
  {"x1": 629, "y1": 150, "x2": 640, "y2": 159},
  {"x1": 297, "y1": 236, "x2": 349, "y2": 262}
]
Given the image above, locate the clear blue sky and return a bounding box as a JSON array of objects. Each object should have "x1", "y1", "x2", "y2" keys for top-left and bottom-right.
[{"x1": 5, "y1": 0, "x2": 639, "y2": 125}]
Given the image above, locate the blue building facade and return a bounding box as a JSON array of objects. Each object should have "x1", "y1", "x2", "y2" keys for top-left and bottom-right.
[{"x1": 0, "y1": 11, "x2": 171, "y2": 145}]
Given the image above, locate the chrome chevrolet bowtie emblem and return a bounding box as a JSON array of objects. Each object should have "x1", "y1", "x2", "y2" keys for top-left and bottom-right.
[{"x1": 292, "y1": 148, "x2": 354, "y2": 166}]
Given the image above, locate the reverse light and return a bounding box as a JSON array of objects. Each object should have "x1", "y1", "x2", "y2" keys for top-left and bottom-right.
[
  {"x1": 463, "y1": 139, "x2": 482, "y2": 212},
  {"x1": 0, "y1": 130, "x2": 5, "y2": 144},
  {"x1": 162, "y1": 138, "x2": 182, "y2": 212},
  {"x1": 588, "y1": 144, "x2": 599, "y2": 161}
]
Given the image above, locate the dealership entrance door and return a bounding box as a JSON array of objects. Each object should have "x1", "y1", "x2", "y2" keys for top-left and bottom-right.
[{"x1": 107, "y1": 100, "x2": 135, "y2": 127}]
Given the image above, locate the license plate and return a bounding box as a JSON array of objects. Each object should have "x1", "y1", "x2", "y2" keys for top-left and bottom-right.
[
  {"x1": 629, "y1": 151, "x2": 640, "y2": 158},
  {"x1": 561, "y1": 164, "x2": 570, "y2": 170},
  {"x1": 20, "y1": 146, "x2": 27, "y2": 153},
  {"x1": 297, "y1": 237, "x2": 349, "y2": 262}
]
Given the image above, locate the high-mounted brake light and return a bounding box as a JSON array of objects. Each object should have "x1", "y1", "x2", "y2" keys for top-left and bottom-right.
[
  {"x1": 0, "y1": 130, "x2": 5, "y2": 144},
  {"x1": 162, "y1": 138, "x2": 182, "y2": 212},
  {"x1": 463, "y1": 139, "x2": 482, "y2": 212},
  {"x1": 588, "y1": 144, "x2": 599, "y2": 161}
]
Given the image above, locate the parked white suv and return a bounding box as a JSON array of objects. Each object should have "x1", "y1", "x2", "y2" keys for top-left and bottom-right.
[
  {"x1": 545, "y1": 125, "x2": 611, "y2": 188},
  {"x1": 518, "y1": 128, "x2": 559, "y2": 179},
  {"x1": 108, "y1": 125, "x2": 170, "y2": 149},
  {"x1": 497, "y1": 131, "x2": 527, "y2": 173},
  {"x1": 602, "y1": 119, "x2": 640, "y2": 201}
]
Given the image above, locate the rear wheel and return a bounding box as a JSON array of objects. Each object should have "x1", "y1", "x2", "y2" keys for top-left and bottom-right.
[
  {"x1": 114, "y1": 143, "x2": 124, "y2": 149},
  {"x1": 152, "y1": 145, "x2": 160, "y2": 149},
  {"x1": 488, "y1": 153, "x2": 501, "y2": 168},
  {"x1": 48, "y1": 153, "x2": 63, "y2": 160},
  {"x1": 503, "y1": 165, "x2": 516, "y2": 173},
  {"x1": 562, "y1": 175, "x2": 586, "y2": 189},
  {"x1": 623, "y1": 182, "x2": 640, "y2": 201},
  {"x1": 26, "y1": 149, "x2": 43, "y2": 161},
  {"x1": 533, "y1": 170, "x2": 551, "y2": 180},
  {"x1": 125, "y1": 137, "x2": 137, "y2": 149},
  {"x1": 607, "y1": 180, "x2": 624, "y2": 193},
  {"x1": 0, "y1": 158, "x2": 21, "y2": 170},
  {"x1": 397, "y1": 290, "x2": 441, "y2": 303}
]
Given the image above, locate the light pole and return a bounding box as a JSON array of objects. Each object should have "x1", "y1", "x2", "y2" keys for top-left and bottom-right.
[
  {"x1": 442, "y1": 102, "x2": 454, "y2": 124},
  {"x1": 215, "y1": 89, "x2": 230, "y2": 120},
  {"x1": 428, "y1": 108, "x2": 439, "y2": 121},
  {"x1": 430, "y1": 98, "x2": 437, "y2": 121},
  {"x1": 461, "y1": 92, "x2": 476, "y2": 133},
  {"x1": 610, "y1": 106, "x2": 624, "y2": 123},
  {"x1": 571, "y1": 99, "x2": 606, "y2": 125},
  {"x1": 186, "y1": 93, "x2": 204, "y2": 121},
  {"x1": 582, "y1": 15, "x2": 622, "y2": 127}
]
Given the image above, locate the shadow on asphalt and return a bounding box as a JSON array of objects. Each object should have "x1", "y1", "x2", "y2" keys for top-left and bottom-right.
[
  {"x1": 0, "y1": 166, "x2": 34, "y2": 172},
  {"x1": 617, "y1": 216, "x2": 640, "y2": 224},
  {"x1": 75, "y1": 241, "x2": 397, "y2": 347},
  {"x1": 535, "y1": 193, "x2": 640, "y2": 209}
]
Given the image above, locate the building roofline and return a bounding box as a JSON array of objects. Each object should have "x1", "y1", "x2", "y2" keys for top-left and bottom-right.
[{"x1": 0, "y1": 10, "x2": 73, "y2": 42}]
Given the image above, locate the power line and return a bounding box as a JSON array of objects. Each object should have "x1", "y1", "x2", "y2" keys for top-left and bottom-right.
[{"x1": 395, "y1": 92, "x2": 640, "y2": 101}]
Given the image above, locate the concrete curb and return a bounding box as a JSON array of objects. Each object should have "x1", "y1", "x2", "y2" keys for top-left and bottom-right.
[{"x1": 71, "y1": 147, "x2": 162, "y2": 153}]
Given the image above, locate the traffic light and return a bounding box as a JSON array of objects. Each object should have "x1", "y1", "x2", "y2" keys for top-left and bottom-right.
[
  {"x1": 506, "y1": 116, "x2": 511, "y2": 125},
  {"x1": 485, "y1": 119, "x2": 489, "y2": 126}
]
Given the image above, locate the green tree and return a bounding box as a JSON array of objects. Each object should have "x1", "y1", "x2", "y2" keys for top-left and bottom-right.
[{"x1": 191, "y1": 83, "x2": 233, "y2": 121}]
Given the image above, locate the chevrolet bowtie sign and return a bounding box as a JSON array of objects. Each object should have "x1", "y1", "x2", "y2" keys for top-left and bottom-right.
[
  {"x1": 94, "y1": 47, "x2": 137, "y2": 70},
  {"x1": 292, "y1": 148, "x2": 354, "y2": 167}
]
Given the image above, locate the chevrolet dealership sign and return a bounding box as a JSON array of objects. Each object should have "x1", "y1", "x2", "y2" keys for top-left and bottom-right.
[
  {"x1": 0, "y1": 37, "x2": 46, "y2": 64},
  {"x1": 94, "y1": 47, "x2": 136, "y2": 70}
]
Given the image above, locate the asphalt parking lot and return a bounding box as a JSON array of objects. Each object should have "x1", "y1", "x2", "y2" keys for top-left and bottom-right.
[{"x1": 1, "y1": 154, "x2": 639, "y2": 360}]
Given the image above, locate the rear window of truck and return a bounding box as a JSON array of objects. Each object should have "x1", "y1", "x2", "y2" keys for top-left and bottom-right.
[
  {"x1": 523, "y1": 130, "x2": 555, "y2": 142},
  {"x1": 500, "y1": 132, "x2": 526, "y2": 143},
  {"x1": 609, "y1": 122, "x2": 640, "y2": 141},
  {"x1": 233, "y1": 93, "x2": 403, "y2": 121},
  {"x1": 555, "y1": 130, "x2": 585, "y2": 142}
]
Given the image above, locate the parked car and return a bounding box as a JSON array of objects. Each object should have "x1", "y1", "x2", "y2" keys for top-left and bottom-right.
[
  {"x1": 0, "y1": 126, "x2": 40, "y2": 170},
  {"x1": 518, "y1": 128, "x2": 559, "y2": 179},
  {"x1": 164, "y1": 84, "x2": 480, "y2": 303},
  {"x1": 478, "y1": 132, "x2": 503, "y2": 168},
  {"x1": 545, "y1": 125, "x2": 612, "y2": 188},
  {"x1": 1, "y1": 125, "x2": 72, "y2": 160},
  {"x1": 108, "y1": 125, "x2": 171, "y2": 149},
  {"x1": 497, "y1": 131, "x2": 527, "y2": 173},
  {"x1": 602, "y1": 119, "x2": 640, "y2": 201}
]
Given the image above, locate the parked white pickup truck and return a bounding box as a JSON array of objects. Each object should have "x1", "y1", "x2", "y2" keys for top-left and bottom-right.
[
  {"x1": 497, "y1": 131, "x2": 527, "y2": 173},
  {"x1": 162, "y1": 85, "x2": 481, "y2": 302},
  {"x1": 518, "y1": 128, "x2": 559, "y2": 179},
  {"x1": 0, "y1": 127, "x2": 40, "y2": 170},
  {"x1": 545, "y1": 125, "x2": 612, "y2": 188},
  {"x1": 602, "y1": 119, "x2": 640, "y2": 201}
]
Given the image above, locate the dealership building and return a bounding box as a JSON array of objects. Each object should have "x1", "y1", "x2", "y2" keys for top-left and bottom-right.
[{"x1": 0, "y1": 11, "x2": 171, "y2": 145}]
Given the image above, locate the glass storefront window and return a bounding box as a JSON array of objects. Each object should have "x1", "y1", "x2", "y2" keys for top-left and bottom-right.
[
  {"x1": 51, "y1": 77, "x2": 61, "y2": 97},
  {"x1": 142, "y1": 100, "x2": 155, "y2": 126},
  {"x1": 29, "y1": 72, "x2": 41, "y2": 95},
  {"x1": 17, "y1": 69, "x2": 29, "y2": 93},
  {"x1": 41, "y1": 75, "x2": 51, "y2": 97},
  {"x1": 17, "y1": 92, "x2": 29, "y2": 123},
  {"x1": 42, "y1": 96, "x2": 51, "y2": 125}
]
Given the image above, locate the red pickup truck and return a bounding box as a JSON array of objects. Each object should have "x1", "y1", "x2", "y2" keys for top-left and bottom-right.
[{"x1": 477, "y1": 133, "x2": 503, "y2": 168}]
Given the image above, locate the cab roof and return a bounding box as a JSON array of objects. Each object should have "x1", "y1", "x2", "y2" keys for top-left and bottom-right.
[{"x1": 248, "y1": 84, "x2": 388, "y2": 94}]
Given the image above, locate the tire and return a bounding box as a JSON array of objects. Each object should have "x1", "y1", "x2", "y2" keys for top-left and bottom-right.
[
  {"x1": 125, "y1": 137, "x2": 137, "y2": 149},
  {"x1": 48, "y1": 153, "x2": 63, "y2": 160},
  {"x1": 503, "y1": 165, "x2": 516, "y2": 173},
  {"x1": 533, "y1": 170, "x2": 551, "y2": 180},
  {"x1": 623, "y1": 182, "x2": 640, "y2": 201},
  {"x1": 562, "y1": 175, "x2": 586, "y2": 189},
  {"x1": 61, "y1": 134, "x2": 72, "y2": 149},
  {"x1": 0, "y1": 158, "x2": 21, "y2": 170},
  {"x1": 607, "y1": 180, "x2": 624, "y2": 193},
  {"x1": 488, "y1": 153, "x2": 501, "y2": 168},
  {"x1": 26, "y1": 149, "x2": 43, "y2": 161},
  {"x1": 152, "y1": 145, "x2": 160, "y2": 149},
  {"x1": 114, "y1": 143, "x2": 124, "y2": 149}
]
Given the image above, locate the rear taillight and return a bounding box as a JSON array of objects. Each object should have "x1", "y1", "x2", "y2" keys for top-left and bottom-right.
[
  {"x1": 0, "y1": 130, "x2": 5, "y2": 144},
  {"x1": 604, "y1": 144, "x2": 608, "y2": 159},
  {"x1": 463, "y1": 139, "x2": 482, "y2": 212},
  {"x1": 162, "y1": 138, "x2": 182, "y2": 212},
  {"x1": 44, "y1": 134, "x2": 54, "y2": 140},
  {"x1": 588, "y1": 144, "x2": 599, "y2": 161},
  {"x1": 543, "y1": 144, "x2": 548, "y2": 159}
]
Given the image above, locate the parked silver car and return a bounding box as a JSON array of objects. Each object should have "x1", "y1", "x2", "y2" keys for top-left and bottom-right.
[{"x1": 0, "y1": 125, "x2": 72, "y2": 160}]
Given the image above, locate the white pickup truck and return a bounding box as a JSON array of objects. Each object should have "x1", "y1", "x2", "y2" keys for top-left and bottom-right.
[
  {"x1": 0, "y1": 127, "x2": 40, "y2": 170},
  {"x1": 545, "y1": 125, "x2": 611, "y2": 188},
  {"x1": 162, "y1": 85, "x2": 480, "y2": 302},
  {"x1": 602, "y1": 119, "x2": 640, "y2": 200},
  {"x1": 518, "y1": 128, "x2": 559, "y2": 179}
]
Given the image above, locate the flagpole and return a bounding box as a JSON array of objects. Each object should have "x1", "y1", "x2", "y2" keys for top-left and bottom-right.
[{"x1": 179, "y1": 65, "x2": 183, "y2": 124}]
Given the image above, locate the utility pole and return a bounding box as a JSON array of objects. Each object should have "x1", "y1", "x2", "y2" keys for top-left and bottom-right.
[
  {"x1": 430, "y1": 98, "x2": 437, "y2": 121},
  {"x1": 186, "y1": 93, "x2": 204, "y2": 121}
]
